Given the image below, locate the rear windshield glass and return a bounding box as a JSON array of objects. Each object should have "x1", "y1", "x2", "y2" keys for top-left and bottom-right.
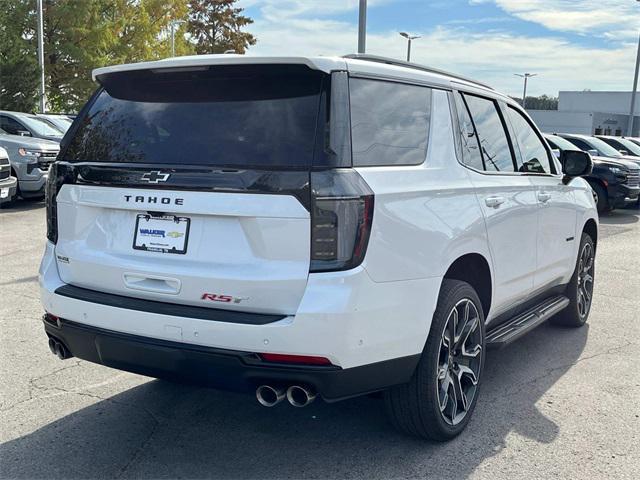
[{"x1": 62, "y1": 65, "x2": 325, "y2": 168}]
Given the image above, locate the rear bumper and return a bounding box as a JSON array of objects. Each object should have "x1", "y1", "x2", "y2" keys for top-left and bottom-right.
[
  {"x1": 40, "y1": 241, "x2": 441, "y2": 393},
  {"x1": 43, "y1": 317, "x2": 419, "y2": 401}
]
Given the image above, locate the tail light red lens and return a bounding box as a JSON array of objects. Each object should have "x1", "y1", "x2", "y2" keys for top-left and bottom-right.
[
  {"x1": 45, "y1": 162, "x2": 76, "y2": 244},
  {"x1": 259, "y1": 353, "x2": 333, "y2": 366},
  {"x1": 309, "y1": 169, "x2": 374, "y2": 272},
  {"x1": 45, "y1": 163, "x2": 60, "y2": 244}
]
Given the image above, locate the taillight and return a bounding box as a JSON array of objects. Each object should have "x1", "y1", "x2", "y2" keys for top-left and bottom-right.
[
  {"x1": 45, "y1": 164, "x2": 59, "y2": 243},
  {"x1": 46, "y1": 162, "x2": 75, "y2": 244},
  {"x1": 310, "y1": 169, "x2": 374, "y2": 272}
]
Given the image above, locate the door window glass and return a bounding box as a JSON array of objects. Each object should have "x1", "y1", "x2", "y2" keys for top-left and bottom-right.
[
  {"x1": 462, "y1": 94, "x2": 515, "y2": 172},
  {"x1": 506, "y1": 106, "x2": 552, "y2": 174},
  {"x1": 0, "y1": 116, "x2": 28, "y2": 135}
]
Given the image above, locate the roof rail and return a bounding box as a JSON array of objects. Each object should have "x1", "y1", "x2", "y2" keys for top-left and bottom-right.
[{"x1": 342, "y1": 54, "x2": 494, "y2": 90}]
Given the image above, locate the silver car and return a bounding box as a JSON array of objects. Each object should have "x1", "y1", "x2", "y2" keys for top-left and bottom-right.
[
  {"x1": 0, "y1": 146, "x2": 18, "y2": 206},
  {"x1": 0, "y1": 128, "x2": 59, "y2": 199},
  {"x1": 36, "y1": 114, "x2": 74, "y2": 133},
  {"x1": 0, "y1": 110, "x2": 64, "y2": 142}
]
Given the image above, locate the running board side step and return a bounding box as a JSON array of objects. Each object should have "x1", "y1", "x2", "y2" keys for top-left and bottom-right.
[{"x1": 486, "y1": 295, "x2": 570, "y2": 348}]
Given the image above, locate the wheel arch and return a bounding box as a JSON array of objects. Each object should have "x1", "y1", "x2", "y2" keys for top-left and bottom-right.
[
  {"x1": 582, "y1": 218, "x2": 598, "y2": 249},
  {"x1": 442, "y1": 253, "x2": 492, "y2": 320}
]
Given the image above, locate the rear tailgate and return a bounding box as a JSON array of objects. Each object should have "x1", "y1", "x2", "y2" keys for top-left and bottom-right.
[
  {"x1": 54, "y1": 184, "x2": 309, "y2": 315},
  {"x1": 51, "y1": 63, "x2": 328, "y2": 316}
]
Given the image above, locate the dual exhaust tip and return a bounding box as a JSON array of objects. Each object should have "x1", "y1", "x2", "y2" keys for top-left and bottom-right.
[
  {"x1": 256, "y1": 384, "x2": 316, "y2": 408},
  {"x1": 48, "y1": 337, "x2": 72, "y2": 360}
]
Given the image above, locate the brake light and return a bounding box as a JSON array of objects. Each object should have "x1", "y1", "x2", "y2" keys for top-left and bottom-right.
[
  {"x1": 45, "y1": 162, "x2": 75, "y2": 244},
  {"x1": 309, "y1": 169, "x2": 374, "y2": 272},
  {"x1": 259, "y1": 353, "x2": 333, "y2": 366}
]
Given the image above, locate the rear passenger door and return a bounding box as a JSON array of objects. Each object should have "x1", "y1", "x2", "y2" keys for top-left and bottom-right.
[
  {"x1": 453, "y1": 92, "x2": 538, "y2": 315},
  {"x1": 503, "y1": 105, "x2": 577, "y2": 292}
]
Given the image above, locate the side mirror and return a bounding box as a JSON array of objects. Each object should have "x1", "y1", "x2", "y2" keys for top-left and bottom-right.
[
  {"x1": 17, "y1": 130, "x2": 31, "y2": 137},
  {"x1": 561, "y1": 150, "x2": 592, "y2": 184},
  {"x1": 619, "y1": 149, "x2": 628, "y2": 155},
  {"x1": 551, "y1": 148, "x2": 561, "y2": 159},
  {"x1": 587, "y1": 149, "x2": 598, "y2": 157}
]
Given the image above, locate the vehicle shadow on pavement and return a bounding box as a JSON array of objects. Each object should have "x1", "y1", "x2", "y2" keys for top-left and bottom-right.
[
  {"x1": 598, "y1": 207, "x2": 639, "y2": 225},
  {"x1": 0, "y1": 322, "x2": 588, "y2": 479},
  {"x1": 0, "y1": 198, "x2": 45, "y2": 213}
]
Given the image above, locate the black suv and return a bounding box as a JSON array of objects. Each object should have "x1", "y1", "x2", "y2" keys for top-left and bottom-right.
[{"x1": 544, "y1": 134, "x2": 640, "y2": 212}]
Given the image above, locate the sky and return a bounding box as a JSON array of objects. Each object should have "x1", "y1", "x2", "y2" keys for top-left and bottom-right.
[{"x1": 238, "y1": 0, "x2": 640, "y2": 98}]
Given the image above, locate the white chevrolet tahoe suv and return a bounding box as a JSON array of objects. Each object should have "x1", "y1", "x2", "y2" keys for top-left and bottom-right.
[{"x1": 39, "y1": 54, "x2": 597, "y2": 441}]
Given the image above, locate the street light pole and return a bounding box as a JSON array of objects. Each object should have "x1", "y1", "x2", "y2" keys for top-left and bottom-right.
[
  {"x1": 358, "y1": 0, "x2": 367, "y2": 54},
  {"x1": 399, "y1": 32, "x2": 420, "y2": 62},
  {"x1": 170, "y1": 22, "x2": 175, "y2": 57},
  {"x1": 515, "y1": 73, "x2": 537, "y2": 109},
  {"x1": 627, "y1": 32, "x2": 640, "y2": 136},
  {"x1": 36, "y1": 0, "x2": 46, "y2": 113},
  {"x1": 169, "y1": 20, "x2": 185, "y2": 57}
]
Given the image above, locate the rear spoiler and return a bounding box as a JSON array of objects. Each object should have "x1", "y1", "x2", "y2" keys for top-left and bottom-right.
[{"x1": 92, "y1": 55, "x2": 346, "y2": 83}]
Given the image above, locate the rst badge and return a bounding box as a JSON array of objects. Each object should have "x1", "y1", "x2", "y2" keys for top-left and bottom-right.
[{"x1": 201, "y1": 293, "x2": 248, "y2": 304}]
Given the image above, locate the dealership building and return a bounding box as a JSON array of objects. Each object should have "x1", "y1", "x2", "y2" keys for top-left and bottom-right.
[{"x1": 528, "y1": 91, "x2": 639, "y2": 136}]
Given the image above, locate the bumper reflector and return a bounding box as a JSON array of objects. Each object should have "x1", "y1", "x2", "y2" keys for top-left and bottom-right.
[{"x1": 259, "y1": 353, "x2": 333, "y2": 366}]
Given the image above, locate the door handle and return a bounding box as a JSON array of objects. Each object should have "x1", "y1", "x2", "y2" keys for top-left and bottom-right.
[
  {"x1": 485, "y1": 196, "x2": 505, "y2": 208},
  {"x1": 538, "y1": 192, "x2": 552, "y2": 203},
  {"x1": 123, "y1": 273, "x2": 181, "y2": 295}
]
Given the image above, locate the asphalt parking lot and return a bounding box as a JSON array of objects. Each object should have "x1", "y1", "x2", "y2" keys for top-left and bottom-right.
[{"x1": 1, "y1": 201, "x2": 639, "y2": 479}]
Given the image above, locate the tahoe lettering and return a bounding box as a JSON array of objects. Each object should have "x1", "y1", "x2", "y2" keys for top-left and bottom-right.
[{"x1": 124, "y1": 195, "x2": 184, "y2": 205}]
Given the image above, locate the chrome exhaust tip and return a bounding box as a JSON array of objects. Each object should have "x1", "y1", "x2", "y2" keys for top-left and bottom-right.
[
  {"x1": 48, "y1": 338, "x2": 57, "y2": 355},
  {"x1": 47, "y1": 337, "x2": 72, "y2": 360},
  {"x1": 256, "y1": 385, "x2": 286, "y2": 407},
  {"x1": 55, "y1": 341, "x2": 71, "y2": 360},
  {"x1": 286, "y1": 385, "x2": 317, "y2": 407}
]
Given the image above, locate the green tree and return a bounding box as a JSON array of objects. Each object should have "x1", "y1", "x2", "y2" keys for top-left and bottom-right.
[
  {"x1": 512, "y1": 94, "x2": 559, "y2": 110},
  {"x1": 0, "y1": 0, "x2": 39, "y2": 112},
  {"x1": 0, "y1": 0, "x2": 258, "y2": 113},
  {"x1": 42, "y1": 0, "x2": 193, "y2": 112},
  {"x1": 1, "y1": 0, "x2": 194, "y2": 113},
  {"x1": 187, "y1": 0, "x2": 256, "y2": 54}
]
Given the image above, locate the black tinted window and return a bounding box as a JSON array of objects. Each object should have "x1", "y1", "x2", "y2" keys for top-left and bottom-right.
[
  {"x1": 564, "y1": 138, "x2": 591, "y2": 151},
  {"x1": 463, "y1": 94, "x2": 514, "y2": 172},
  {"x1": 0, "y1": 116, "x2": 27, "y2": 135},
  {"x1": 506, "y1": 106, "x2": 552, "y2": 174},
  {"x1": 350, "y1": 78, "x2": 431, "y2": 166},
  {"x1": 453, "y1": 92, "x2": 483, "y2": 170},
  {"x1": 63, "y1": 65, "x2": 325, "y2": 168}
]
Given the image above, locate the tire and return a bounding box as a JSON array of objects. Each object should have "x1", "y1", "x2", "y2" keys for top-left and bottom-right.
[
  {"x1": 384, "y1": 279, "x2": 486, "y2": 441},
  {"x1": 551, "y1": 232, "x2": 595, "y2": 328},
  {"x1": 590, "y1": 183, "x2": 609, "y2": 213}
]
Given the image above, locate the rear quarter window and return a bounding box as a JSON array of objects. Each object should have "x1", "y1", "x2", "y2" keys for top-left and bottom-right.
[{"x1": 349, "y1": 78, "x2": 432, "y2": 166}]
